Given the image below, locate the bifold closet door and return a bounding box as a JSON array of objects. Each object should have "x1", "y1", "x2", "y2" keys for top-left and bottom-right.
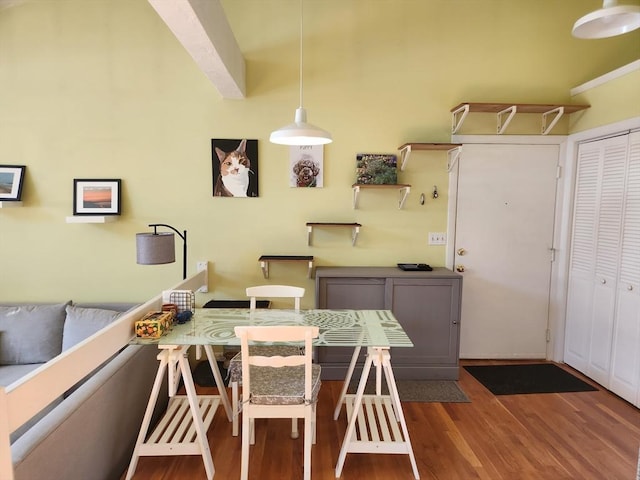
[
  {"x1": 609, "y1": 130, "x2": 640, "y2": 406},
  {"x1": 565, "y1": 130, "x2": 640, "y2": 406}
]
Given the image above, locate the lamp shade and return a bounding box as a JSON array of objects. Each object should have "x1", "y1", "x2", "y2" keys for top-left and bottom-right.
[
  {"x1": 270, "y1": 107, "x2": 332, "y2": 146},
  {"x1": 136, "y1": 232, "x2": 176, "y2": 265},
  {"x1": 572, "y1": 2, "x2": 640, "y2": 38}
]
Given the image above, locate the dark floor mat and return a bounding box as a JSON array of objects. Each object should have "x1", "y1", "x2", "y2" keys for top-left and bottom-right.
[{"x1": 464, "y1": 363, "x2": 598, "y2": 395}]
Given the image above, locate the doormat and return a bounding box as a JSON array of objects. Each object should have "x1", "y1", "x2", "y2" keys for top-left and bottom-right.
[
  {"x1": 347, "y1": 379, "x2": 470, "y2": 403},
  {"x1": 464, "y1": 363, "x2": 598, "y2": 395}
]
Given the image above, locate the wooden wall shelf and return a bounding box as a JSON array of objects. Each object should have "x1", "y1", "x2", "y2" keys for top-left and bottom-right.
[
  {"x1": 352, "y1": 184, "x2": 411, "y2": 209},
  {"x1": 397, "y1": 143, "x2": 462, "y2": 170},
  {"x1": 306, "y1": 222, "x2": 362, "y2": 246},
  {"x1": 450, "y1": 102, "x2": 590, "y2": 135},
  {"x1": 258, "y1": 255, "x2": 314, "y2": 279}
]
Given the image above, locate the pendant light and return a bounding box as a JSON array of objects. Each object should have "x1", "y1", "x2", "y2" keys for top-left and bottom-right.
[
  {"x1": 572, "y1": 0, "x2": 640, "y2": 39},
  {"x1": 270, "y1": 0, "x2": 332, "y2": 146}
]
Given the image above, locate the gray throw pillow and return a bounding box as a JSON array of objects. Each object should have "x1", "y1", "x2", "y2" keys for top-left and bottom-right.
[
  {"x1": 62, "y1": 305, "x2": 121, "y2": 351},
  {"x1": 0, "y1": 303, "x2": 69, "y2": 365}
]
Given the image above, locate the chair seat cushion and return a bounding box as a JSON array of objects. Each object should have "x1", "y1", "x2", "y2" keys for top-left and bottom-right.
[
  {"x1": 228, "y1": 345, "x2": 302, "y2": 384},
  {"x1": 248, "y1": 364, "x2": 321, "y2": 405}
]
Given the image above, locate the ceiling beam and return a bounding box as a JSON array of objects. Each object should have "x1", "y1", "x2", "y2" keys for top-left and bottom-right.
[{"x1": 148, "y1": 0, "x2": 245, "y2": 99}]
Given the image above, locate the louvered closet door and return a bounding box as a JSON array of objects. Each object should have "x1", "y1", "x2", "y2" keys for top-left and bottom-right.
[
  {"x1": 564, "y1": 134, "x2": 628, "y2": 382},
  {"x1": 610, "y1": 131, "x2": 640, "y2": 405},
  {"x1": 588, "y1": 136, "x2": 628, "y2": 386}
]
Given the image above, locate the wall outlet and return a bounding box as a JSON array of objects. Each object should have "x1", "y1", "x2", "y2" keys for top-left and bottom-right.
[{"x1": 428, "y1": 232, "x2": 446, "y2": 245}]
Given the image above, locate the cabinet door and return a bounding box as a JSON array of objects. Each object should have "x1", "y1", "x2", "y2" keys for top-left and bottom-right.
[
  {"x1": 316, "y1": 277, "x2": 386, "y2": 366},
  {"x1": 388, "y1": 278, "x2": 461, "y2": 375}
]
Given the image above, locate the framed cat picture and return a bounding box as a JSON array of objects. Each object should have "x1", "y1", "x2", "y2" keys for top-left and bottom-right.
[{"x1": 211, "y1": 138, "x2": 259, "y2": 197}]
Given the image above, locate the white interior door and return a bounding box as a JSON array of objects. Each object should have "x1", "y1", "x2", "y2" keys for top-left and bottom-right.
[{"x1": 452, "y1": 144, "x2": 559, "y2": 358}]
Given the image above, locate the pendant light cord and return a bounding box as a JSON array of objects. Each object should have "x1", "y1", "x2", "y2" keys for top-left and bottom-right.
[{"x1": 299, "y1": 0, "x2": 304, "y2": 109}]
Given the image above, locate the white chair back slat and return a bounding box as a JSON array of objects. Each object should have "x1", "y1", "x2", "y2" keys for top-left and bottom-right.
[{"x1": 245, "y1": 285, "x2": 305, "y2": 312}]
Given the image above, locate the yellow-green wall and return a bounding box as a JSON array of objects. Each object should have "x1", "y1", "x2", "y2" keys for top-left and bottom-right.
[{"x1": 1, "y1": 0, "x2": 638, "y2": 306}]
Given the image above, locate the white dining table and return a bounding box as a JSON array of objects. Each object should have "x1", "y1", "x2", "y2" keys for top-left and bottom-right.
[{"x1": 126, "y1": 308, "x2": 420, "y2": 480}]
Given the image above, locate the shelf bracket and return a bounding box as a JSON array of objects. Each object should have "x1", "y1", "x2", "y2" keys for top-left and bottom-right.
[
  {"x1": 260, "y1": 259, "x2": 269, "y2": 279},
  {"x1": 496, "y1": 105, "x2": 517, "y2": 134},
  {"x1": 352, "y1": 225, "x2": 360, "y2": 246},
  {"x1": 352, "y1": 185, "x2": 361, "y2": 209},
  {"x1": 399, "y1": 144, "x2": 412, "y2": 171},
  {"x1": 398, "y1": 186, "x2": 410, "y2": 209},
  {"x1": 446, "y1": 147, "x2": 462, "y2": 172},
  {"x1": 541, "y1": 106, "x2": 564, "y2": 135},
  {"x1": 451, "y1": 104, "x2": 470, "y2": 134},
  {"x1": 307, "y1": 225, "x2": 313, "y2": 246}
]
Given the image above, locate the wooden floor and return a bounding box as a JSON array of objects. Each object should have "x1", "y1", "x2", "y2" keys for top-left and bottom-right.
[{"x1": 123, "y1": 360, "x2": 640, "y2": 480}]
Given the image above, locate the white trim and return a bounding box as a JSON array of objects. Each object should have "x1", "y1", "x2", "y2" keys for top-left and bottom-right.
[{"x1": 570, "y1": 59, "x2": 640, "y2": 97}]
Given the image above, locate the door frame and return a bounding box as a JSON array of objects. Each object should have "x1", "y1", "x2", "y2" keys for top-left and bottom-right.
[{"x1": 449, "y1": 134, "x2": 567, "y2": 360}]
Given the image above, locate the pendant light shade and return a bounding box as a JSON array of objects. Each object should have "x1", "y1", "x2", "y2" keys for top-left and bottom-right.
[
  {"x1": 572, "y1": 0, "x2": 640, "y2": 39},
  {"x1": 270, "y1": 107, "x2": 332, "y2": 145},
  {"x1": 270, "y1": 0, "x2": 332, "y2": 146}
]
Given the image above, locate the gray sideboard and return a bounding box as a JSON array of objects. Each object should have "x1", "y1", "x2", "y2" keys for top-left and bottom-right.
[{"x1": 315, "y1": 266, "x2": 463, "y2": 380}]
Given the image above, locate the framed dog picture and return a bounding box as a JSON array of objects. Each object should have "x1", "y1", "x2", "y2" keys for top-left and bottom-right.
[
  {"x1": 0, "y1": 165, "x2": 26, "y2": 201},
  {"x1": 211, "y1": 139, "x2": 259, "y2": 197},
  {"x1": 290, "y1": 145, "x2": 323, "y2": 188},
  {"x1": 73, "y1": 179, "x2": 121, "y2": 215}
]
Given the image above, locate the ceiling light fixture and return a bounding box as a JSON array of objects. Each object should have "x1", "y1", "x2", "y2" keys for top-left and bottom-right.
[
  {"x1": 572, "y1": 0, "x2": 640, "y2": 39},
  {"x1": 269, "y1": 0, "x2": 332, "y2": 146}
]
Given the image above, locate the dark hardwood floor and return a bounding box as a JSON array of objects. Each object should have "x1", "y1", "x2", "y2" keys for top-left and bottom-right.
[{"x1": 123, "y1": 360, "x2": 640, "y2": 480}]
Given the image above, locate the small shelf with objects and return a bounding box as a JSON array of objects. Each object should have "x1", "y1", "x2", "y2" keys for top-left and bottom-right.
[
  {"x1": 259, "y1": 255, "x2": 314, "y2": 279},
  {"x1": 65, "y1": 216, "x2": 118, "y2": 223},
  {"x1": 352, "y1": 184, "x2": 411, "y2": 210},
  {"x1": 306, "y1": 222, "x2": 362, "y2": 246},
  {"x1": 450, "y1": 102, "x2": 590, "y2": 135},
  {"x1": 0, "y1": 201, "x2": 23, "y2": 208},
  {"x1": 398, "y1": 143, "x2": 462, "y2": 171}
]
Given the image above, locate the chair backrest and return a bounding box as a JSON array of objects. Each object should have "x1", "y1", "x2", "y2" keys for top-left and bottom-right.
[
  {"x1": 245, "y1": 285, "x2": 305, "y2": 311},
  {"x1": 234, "y1": 325, "x2": 319, "y2": 403}
]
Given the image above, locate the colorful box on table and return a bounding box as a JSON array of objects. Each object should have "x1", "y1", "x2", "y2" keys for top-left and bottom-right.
[{"x1": 135, "y1": 311, "x2": 174, "y2": 338}]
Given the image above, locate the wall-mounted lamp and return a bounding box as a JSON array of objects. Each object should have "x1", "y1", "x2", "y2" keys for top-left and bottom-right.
[{"x1": 136, "y1": 223, "x2": 187, "y2": 280}]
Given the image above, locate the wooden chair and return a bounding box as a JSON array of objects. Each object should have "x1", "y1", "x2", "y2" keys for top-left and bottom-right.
[
  {"x1": 228, "y1": 285, "x2": 305, "y2": 436},
  {"x1": 234, "y1": 325, "x2": 320, "y2": 480}
]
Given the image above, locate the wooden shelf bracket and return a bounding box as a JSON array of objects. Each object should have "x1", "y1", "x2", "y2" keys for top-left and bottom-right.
[
  {"x1": 259, "y1": 255, "x2": 314, "y2": 279},
  {"x1": 451, "y1": 103, "x2": 470, "y2": 134},
  {"x1": 306, "y1": 222, "x2": 361, "y2": 246},
  {"x1": 352, "y1": 184, "x2": 411, "y2": 210}
]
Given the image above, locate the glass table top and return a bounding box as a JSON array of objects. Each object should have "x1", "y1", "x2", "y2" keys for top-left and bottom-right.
[{"x1": 131, "y1": 308, "x2": 414, "y2": 348}]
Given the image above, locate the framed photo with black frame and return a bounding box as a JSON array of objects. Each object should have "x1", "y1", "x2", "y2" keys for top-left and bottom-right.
[
  {"x1": 73, "y1": 179, "x2": 121, "y2": 215},
  {"x1": 0, "y1": 165, "x2": 26, "y2": 201}
]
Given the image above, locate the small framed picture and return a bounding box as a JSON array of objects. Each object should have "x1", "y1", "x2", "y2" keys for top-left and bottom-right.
[
  {"x1": 73, "y1": 179, "x2": 121, "y2": 215},
  {"x1": 0, "y1": 165, "x2": 26, "y2": 201}
]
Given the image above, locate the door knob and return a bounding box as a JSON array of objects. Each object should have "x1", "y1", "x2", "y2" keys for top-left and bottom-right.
[
  {"x1": 457, "y1": 248, "x2": 466, "y2": 256},
  {"x1": 456, "y1": 264, "x2": 465, "y2": 272},
  {"x1": 628, "y1": 285, "x2": 634, "y2": 291}
]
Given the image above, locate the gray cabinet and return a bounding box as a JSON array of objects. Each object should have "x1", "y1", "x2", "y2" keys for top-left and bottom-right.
[{"x1": 315, "y1": 267, "x2": 462, "y2": 380}]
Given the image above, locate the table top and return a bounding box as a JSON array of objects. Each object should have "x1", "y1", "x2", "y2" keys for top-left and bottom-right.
[{"x1": 132, "y1": 308, "x2": 414, "y2": 348}]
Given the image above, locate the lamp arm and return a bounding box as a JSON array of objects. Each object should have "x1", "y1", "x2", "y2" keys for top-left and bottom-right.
[{"x1": 148, "y1": 223, "x2": 187, "y2": 280}]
